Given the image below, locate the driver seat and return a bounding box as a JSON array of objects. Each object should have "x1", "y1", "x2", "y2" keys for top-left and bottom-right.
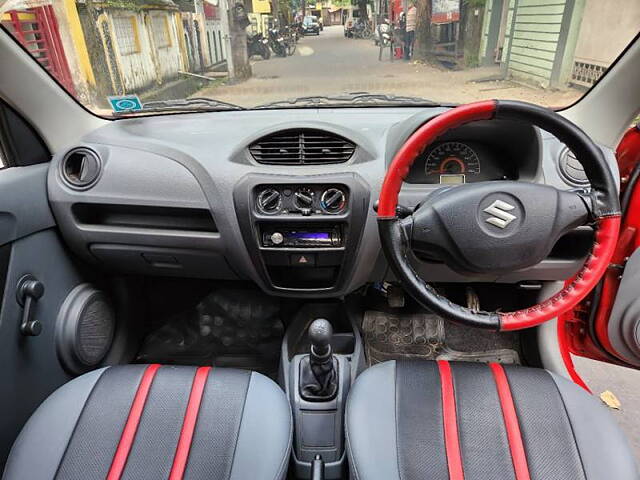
[{"x1": 346, "y1": 360, "x2": 638, "y2": 480}]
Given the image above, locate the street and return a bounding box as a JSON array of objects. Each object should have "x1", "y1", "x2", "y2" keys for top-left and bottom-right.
[
  {"x1": 198, "y1": 25, "x2": 583, "y2": 108},
  {"x1": 575, "y1": 357, "x2": 640, "y2": 458}
]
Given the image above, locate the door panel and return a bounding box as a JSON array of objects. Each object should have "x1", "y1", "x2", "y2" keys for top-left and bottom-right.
[
  {"x1": 563, "y1": 125, "x2": 640, "y2": 370},
  {"x1": 0, "y1": 165, "x2": 88, "y2": 463}
]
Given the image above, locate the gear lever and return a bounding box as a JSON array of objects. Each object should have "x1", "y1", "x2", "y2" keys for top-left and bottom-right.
[
  {"x1": 309, "y1": 318, "x2": 333, "y2": 363},
  {"x1": 300, "y1": 319, "x2": 338, "y2": 401}
]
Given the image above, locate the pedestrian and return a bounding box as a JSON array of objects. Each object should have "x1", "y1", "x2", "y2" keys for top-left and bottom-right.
[{"x1": 404, "y1": 0, "x2": 417, "y2": 60}]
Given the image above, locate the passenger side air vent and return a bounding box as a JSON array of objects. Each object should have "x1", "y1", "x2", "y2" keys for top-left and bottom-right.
[
  {"x1": 249, "y1": 129, "x2": 356, "y2": 165},
  {"x1": 61, "y1": 148, "x2": 102, "y2": 189}
]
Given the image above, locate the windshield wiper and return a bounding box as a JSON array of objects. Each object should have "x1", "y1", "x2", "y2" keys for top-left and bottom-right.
[
  {"x1": 114, "y1": 97, "x2": 244, "y2": 116},
  {"x1": 254, "y1": 93, "x2": 455, "y2": 109}
]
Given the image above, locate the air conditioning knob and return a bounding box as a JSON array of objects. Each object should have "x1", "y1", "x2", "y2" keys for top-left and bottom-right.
[
  {"x1": 320, "y1": 188, "x2": 346, "y2": 214},
  {"x1": 294, "y1": 187, "x2": 315, "y2": 210},
  {"x1": 257, "y1": 188, "x2": 282, "y2": 214}
]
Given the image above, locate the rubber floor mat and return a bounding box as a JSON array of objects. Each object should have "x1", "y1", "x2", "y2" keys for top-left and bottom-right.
[
  {"x1": 363, "y1": 311, "x2": 445, "y2": 364},
  {"x1": 137, "y1": 289, "x2": 283, "y2": 377},
  {"x1": 363, "y1": 310, "x2": 520, "y2": 365}
]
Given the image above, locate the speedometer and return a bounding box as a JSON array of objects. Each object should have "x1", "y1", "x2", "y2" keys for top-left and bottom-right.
[{"x1": 425, "y1": 142, "x2": 480, "y2": 184}]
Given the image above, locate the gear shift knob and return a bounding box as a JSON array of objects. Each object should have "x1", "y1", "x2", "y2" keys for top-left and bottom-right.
[
  {"x1": 301, "y1": 318, "x2": 338, "y2": 401},
  {"x1": 309, "y1": 318, "x2": 333, "y2": 360}
]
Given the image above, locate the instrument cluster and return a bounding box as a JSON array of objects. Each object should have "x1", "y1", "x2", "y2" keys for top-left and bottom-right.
[{"x1": 406, "y1": 140, "x2": 519, "y2": 184}]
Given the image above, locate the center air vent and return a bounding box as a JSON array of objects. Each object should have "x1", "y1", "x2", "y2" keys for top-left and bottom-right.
[
  {"x1": 249, "y1": 129, "x2": 356, "y2": 165},
  {"x1": 61, "y1": 148, "x2": 102, "y2": 189}
]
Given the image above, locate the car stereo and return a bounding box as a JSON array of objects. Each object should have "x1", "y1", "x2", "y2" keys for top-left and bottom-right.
[{"x1": 261, "y1": 226, "x2": 342, "y2": 248}]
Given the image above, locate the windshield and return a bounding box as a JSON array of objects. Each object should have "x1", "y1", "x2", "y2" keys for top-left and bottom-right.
[{"x1": 2, "y1": 0, "x2": 638, "y2": 116}]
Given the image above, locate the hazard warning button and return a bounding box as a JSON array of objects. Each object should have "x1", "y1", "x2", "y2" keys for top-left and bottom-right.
[{"x1": 290, "y1": 253, "x2": 316, "y2": 267}]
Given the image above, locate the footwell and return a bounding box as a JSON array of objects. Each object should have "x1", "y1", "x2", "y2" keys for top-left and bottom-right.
[{"x1": 136, "y1": 288, "x2": 284, "y2": 377}]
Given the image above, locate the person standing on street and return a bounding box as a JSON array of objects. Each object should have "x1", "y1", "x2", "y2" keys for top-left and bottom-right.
[{"x1": 404, "y1": 0, "x2": 417, "y2": 60}]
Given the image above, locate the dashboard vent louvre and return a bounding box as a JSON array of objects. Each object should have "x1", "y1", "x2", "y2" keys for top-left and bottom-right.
[
  {"x1": 249, "y1": 129, "x2": 356, "y2": 165},
  {"x1": 61, "y1": 148, "x2": 102, "y2": 189}
]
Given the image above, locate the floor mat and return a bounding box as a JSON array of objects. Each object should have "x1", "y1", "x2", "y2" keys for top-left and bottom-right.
[
  {"x1": 136, "y1": 288, "x2": 284, "y2": 377},
  {"x1": 363, "y1": 310, "x2": 520, "y2": 365}
]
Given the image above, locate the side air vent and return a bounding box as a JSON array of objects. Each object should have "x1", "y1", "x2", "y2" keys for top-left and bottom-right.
[
  {"x1": 249, "y1": 129, "x2": 356, "y2": 165},
  {"x1": 61, "y1": 148, "x2": 102, "y2": 189},
  {"x1": 558, "y1": 148, "x2": 589, "y2": 186}
]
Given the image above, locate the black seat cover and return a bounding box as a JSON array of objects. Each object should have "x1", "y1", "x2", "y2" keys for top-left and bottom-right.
[
  {"x1": 346, "y1": 360, "x2": 638, "y2": 480},
  {"x1": 2, "y1": 365, "x2": 291, "y2": 480}
]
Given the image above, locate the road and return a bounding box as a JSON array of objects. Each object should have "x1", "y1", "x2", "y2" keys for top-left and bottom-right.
[
  {"x1": 574, "y1": 356, "x2": 640, "y2": 459},
  {"x1": 199, "y1": 25, "x2": 582, "y2": 108}
]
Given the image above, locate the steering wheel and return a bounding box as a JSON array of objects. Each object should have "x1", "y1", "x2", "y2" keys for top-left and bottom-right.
[{"x1": 378, "y1": 100, "x2": 621, "y2": 331}]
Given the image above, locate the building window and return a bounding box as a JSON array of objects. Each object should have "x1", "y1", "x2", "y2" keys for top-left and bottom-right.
[
  {"x1": 112, "y1": 16, "x2": 140, "y2": 55},
  {"x1": 151, "y1": 14, "x2": 172, "y2": 48}
]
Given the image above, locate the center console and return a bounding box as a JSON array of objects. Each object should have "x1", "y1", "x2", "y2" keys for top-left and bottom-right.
[
  {"x1": 234, "y1": 173, "x2": 370, "y2": 296},
  {"x1": 279, "y1": 303, "x2": 366, "y2": 479}
]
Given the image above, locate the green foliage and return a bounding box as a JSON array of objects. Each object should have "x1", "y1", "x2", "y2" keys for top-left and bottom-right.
[
  {"x1": 465, "y1": 0, "x2": 486, "y2": 7},
  {"x1": 331, "y1": 0, "x2": 353, "y2": 6}
]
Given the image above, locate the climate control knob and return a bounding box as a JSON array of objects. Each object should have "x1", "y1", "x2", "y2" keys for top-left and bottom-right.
[
  {"x1": 320, "y1": 188, "x2": 347, "y2": 214},
  {"x1": 257, "y1": 188, "x2": 282, "y2": 214},
  {"x1": 294, "y1": 187, "x2": 315, "y2": 210}
]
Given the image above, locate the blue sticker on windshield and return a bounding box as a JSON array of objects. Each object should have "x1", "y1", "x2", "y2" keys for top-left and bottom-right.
[{"x1": 108, "y1": 95, "x2": 143, "y2": 113}]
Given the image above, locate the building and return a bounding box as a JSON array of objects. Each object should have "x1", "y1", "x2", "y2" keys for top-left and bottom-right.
[
  {"x1": 479, "y1": 0, "x2": 640, "y2": 89},
  {"x1": 73, "y1": 0, "x2": 185, "y2": 97},
  {"x1": 247, "y1": 0, "x2": 271, "y2": 34},
  {"x1": 202, "y1": 0, "x2": 227, "y2": 66},
  {"x1": 2, "y1": 5, "x2": 78, "y2": 96},
  {"x1": 2, "y1": 0, "x2": 235, "y2": 105}
]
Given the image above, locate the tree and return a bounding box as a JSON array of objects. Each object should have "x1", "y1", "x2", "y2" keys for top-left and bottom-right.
[
  {"x1": 413, "y1": 0, "x2": 432, "y2": 61},
  {"x1": 358, "y1": 0, "x2": 369, "y2": 20}
]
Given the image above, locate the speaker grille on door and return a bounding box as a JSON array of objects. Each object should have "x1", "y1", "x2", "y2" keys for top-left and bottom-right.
[
  {"x1": 75, "y1": 295, "x2": 115, "y2": 366},
  {"x1": 57, "y1": 284, "x2": 115, "y2": 374}
]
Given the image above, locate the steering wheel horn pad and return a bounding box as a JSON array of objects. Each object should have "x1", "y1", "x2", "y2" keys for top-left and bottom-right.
[
  {"x1": 378, "y1": 100, "x2": 621, "y2": 331},
  {"x1": 409, "y1": 181, "x2": 591, "y2": 274}
]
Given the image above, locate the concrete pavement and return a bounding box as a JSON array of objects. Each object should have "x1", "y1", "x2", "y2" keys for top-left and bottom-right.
[
  {"x1": 199, "y1": 25, "x2": 582, "y2": 108},
  {"x1": 574, "y1": 356, "x2": 640, "y2": 460}
]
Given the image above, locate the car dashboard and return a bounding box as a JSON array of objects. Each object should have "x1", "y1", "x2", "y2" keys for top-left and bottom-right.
[{"x1": 47, "y1": 107, "x2": 617, "y2": 298}]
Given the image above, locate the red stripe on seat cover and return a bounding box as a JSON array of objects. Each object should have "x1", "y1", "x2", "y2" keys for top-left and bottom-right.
[
  {"x1": 106, "y1": 364, "x2": 161, "y2": 480},
  {"x1": 169, "y1": 366, "x2": 212, "y2": 480},
  {"x1": 490, "y1": 363, "x2": 531, "y2": 480},
  {"x1": 437, "y1": 360, "x2": 465, "y2": 480}
]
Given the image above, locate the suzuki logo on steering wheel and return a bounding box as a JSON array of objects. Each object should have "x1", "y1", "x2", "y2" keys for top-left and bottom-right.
[{"x1": 483, "y1": 200, "x2": 517, "y2": 229}]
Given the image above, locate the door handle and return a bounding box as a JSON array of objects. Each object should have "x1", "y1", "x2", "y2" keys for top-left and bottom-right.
[{"x1": 16, "y1": 275, "x2": 44, "y2": 336}]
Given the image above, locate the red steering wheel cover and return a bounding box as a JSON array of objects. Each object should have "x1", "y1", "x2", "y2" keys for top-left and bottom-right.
[
  {"x1": 499, "y1": 216, "x2": 620, "y2": 330},
  {"x1": 378, "y1": 100, "x2": 497, "y2": 218},
  {"x1": 377, "y1": 100, "x2": 621, "y2": 331}
]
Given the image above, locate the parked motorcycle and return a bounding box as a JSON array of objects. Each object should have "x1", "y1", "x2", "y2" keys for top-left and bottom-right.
[
  {"x1": 282, "y1": 26, "x2": 297, "y2": 55},
  {"x1": 376, "y1": 19, "x2": 393, "y2": 61},
  {"x1": 351, "y1": 19, "x2": 372, "y2": 39},
  {"x1": 285, "y1": 24, "x2": 300, "y2": 43},
  {"x1": 268, "y1": 27, "x2": 288, "y2": 57},
  {"x1": 247, "y1": 32, "x2": 271, "y2": 60},
  {"x1": 268, "y1": 27, "x2": 296, "y2": 57}
]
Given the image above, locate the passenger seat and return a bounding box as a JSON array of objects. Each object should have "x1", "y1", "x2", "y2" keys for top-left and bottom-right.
[{"x1": 2, "y1": 364, "x2": 292, "y2": 480}]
